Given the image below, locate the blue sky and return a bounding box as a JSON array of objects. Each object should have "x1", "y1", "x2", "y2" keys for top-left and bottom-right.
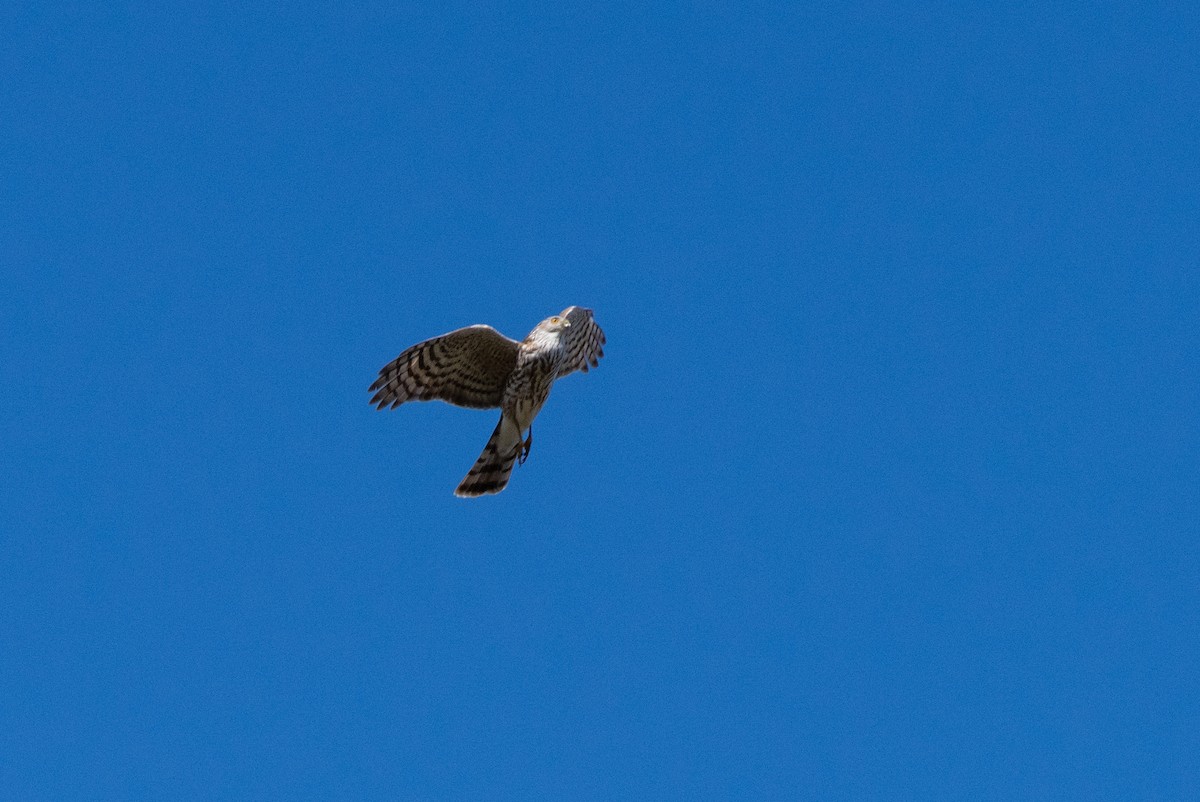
[{"x1": 2, "y1": 1, "x2": 1198, "y2": 798}]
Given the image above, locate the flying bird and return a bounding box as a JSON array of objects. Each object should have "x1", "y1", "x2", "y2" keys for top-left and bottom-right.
[{"x1": 370, "y1": 306, "x2": 606, "y2": 496}]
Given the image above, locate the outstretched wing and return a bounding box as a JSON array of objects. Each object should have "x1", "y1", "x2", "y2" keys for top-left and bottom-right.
[
  {"x1": 556, "y1": 306, "x2": 606, "y2": 378},
  {"x1": 370, "y1": 325, "x2": 520, "y2": 410}
]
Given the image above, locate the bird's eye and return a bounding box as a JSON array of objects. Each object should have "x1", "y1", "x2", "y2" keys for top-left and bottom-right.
[{"x1": 550, "y1": 317, "x2": 560, "y2": 324}]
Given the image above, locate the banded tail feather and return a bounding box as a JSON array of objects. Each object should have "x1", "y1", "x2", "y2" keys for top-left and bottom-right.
[{"x1": 455, "y1": 416, "x2": 522, "y2": 497}]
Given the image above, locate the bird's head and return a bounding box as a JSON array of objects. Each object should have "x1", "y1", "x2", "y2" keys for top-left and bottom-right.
[{"x1": 537, "y1": 313, "x2": 572, "y2": 334}]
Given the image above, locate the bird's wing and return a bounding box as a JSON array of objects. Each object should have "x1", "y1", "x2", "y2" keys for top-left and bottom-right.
[
  {"x1": 556, "y1": 307, "x2": 606, "y2": 378},
  {"x1": 370, "y1": 325, "x2": 520, "y2": 410}
]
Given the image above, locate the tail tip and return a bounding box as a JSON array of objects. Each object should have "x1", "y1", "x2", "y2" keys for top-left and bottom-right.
[{"x1": 454, "y1": 480, "x2": 507, "y2": 497}]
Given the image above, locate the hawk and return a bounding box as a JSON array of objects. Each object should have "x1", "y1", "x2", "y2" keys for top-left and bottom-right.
[{"x1": 370, "y1": 306, "x2": 606, "y2": 496}]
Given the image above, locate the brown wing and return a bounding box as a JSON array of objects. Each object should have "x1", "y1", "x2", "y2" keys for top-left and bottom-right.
[
  {"x1": 556, "y1": 306, "x2": 606, "y2": 378},
  {"x1": 369, "y1": 325, "x2": 520, "y2": 410}
]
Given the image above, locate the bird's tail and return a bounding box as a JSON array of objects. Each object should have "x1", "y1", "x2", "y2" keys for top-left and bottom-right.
[{"x1": 455, "y1": 415, "x2": 522, "y2": 497}]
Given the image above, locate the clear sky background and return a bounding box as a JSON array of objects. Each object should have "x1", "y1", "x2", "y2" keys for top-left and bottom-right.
[{"x1": 2, "y1": 2, "x2": 1198, "y2": 799}]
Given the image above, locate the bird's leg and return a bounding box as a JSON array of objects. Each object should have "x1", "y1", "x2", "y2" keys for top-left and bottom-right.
[{"x1": 517, "y1": 424, "x2": 533, "y2": 465}]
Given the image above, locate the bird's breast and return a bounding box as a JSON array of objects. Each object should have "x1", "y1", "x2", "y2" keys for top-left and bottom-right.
[{"x1": 502, "y1": 356, "x2": 559, "y2": 427}]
